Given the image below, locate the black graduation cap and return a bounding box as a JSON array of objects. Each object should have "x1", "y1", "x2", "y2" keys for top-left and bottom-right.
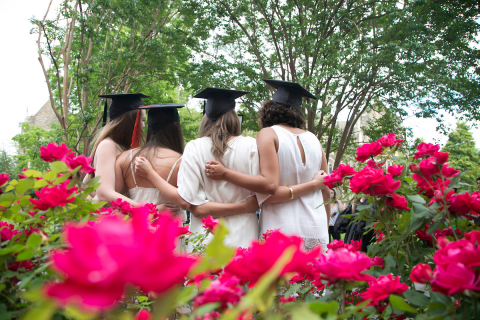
[
  {"x1": 193, "y1": 88, "x2": 249, "y2": 121},
  {"x1": 139, "y1": 103, "x2": 184, "y2": 134},
  {"x1": 263, "y1": 79, "x2": 317, "y2": 108},
  {"x1": 98, "y1": 93, "x2": 150, "y2": 126}
]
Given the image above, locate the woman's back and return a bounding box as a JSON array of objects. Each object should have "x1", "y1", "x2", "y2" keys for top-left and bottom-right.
[{"x1": 260, "y1": 125, "x2": 328, "y2": 250}]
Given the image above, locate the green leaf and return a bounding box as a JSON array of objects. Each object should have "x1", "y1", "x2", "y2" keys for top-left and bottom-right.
[
  {"x1": 407, "y1": 195, "x2": 426, "y2": 204},
  {"x1": 0, "y1": 244, "x2": 25, "y2": 255},
  {"x1": 137, "y1": 296, "x2": 149, "y2": 302},
  {"x1": 284, "y1": 284, "x2": 301, "y2": 298},
  {"x1": 426, "y1": 220, "x2": 444, "y2": 235},
  {"x1": 389, "y1": 295, "x2": 418, "y2": 314},
  {"x1": 43, "y1": 171, "x2": 56, "y2": 182},
  {"x1": 407, "y1": 219, "x2": 425, "y2": 232},
  {"x1": 194, "y1": 303, "x2": 221, "y2": 317},
  {"x1": 175, "y1": 285, "x2": 197, "y2": 306},
  {"x1": 33, "y1": 179, "x2": 48, "y2": 189},
  {"x1": 152, "y1": 286, "x2": 180, "y2": 320},
  {"x1": 21, "y1": 300, "x2": 56, "y2": 320},
  {"x1": 26, "y1": 233, "x2": 42, "y2": 249},
  {"x1": 404, "y1": 290, "x2": 429, "y2": 307},
  {"x1": 308, "y1": 301, "x2": 339, "y2": 315},
  {"x1": 384, "y1": 255, "x2": 396, "y2": 268},
  {"x1": 287, "y1": 303, "x2": 321, "y2": 320},
  {"x1": 17, "y1": 248, "x2": 35, "y2": 261},
  {"x1": 86, "y1": 176, "x2": 101, "y2": 186},
  {"x1": 53, "y1": 171, "x2": 71, "y2": 185},
  {"x1": 397, "y1": 212, "x2": 411, "y2": 232},
  {"x1": 50, "y1": 161, "x2": 69, "y2": 174}
]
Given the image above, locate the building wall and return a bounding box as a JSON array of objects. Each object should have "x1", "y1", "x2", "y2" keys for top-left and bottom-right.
[{"x1": 27, "y1": 101, "x2": 59, "y2": 130}]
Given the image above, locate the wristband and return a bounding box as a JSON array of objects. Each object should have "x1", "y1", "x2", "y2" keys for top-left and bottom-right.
[{"x1": 288, "y1": 187, "x2": 294, "y2": 200}]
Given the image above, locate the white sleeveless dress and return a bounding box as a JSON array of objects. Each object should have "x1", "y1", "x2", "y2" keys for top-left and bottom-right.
[
  {"x1": 128, "y1": 150, "x2": 186, "y2": 222},
  {"x1": 177, "y1": 136, "x2": 269, "y2": 250},
  {"x1": 259, "y1": 126, "x2": 329, "y2": 251}
]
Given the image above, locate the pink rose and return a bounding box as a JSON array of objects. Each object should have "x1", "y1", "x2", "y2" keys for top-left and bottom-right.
[
  {"x1": 431, "y1": 263, "x2": 480, "y2": 295},
  {"x1": 377, "y1": 133, "x2": 403, "y2": 148},
  {"x1": 288, "y1": 273, "x2": 305, "y2": 284},
  {"x1": 350, "y1": 167, "x2": 401, "y2": 196},
  {"x1": 371, "y1": 257, "x2": 384, "y2": 268},
  {"x1": 355, "y1": 142, "x2": 383, "y2": 163},
  {"x1": 323, "y1": 172, "x2": 344, "y2": 189},
  {"x1": 134, "y1": 310, "x2": 152, "y2": 320},
  {"x1": 337, "y1": 164, "x2": 356, "y2": 177},
  {"x1": 201, "y1": 216, "x2": 219, "y2": 232},
  {"x1": 194, "y1": 273, "x2": 243, "y2": 309},
  {"x1": 313, "y1": 248, "x2": 375, "y2": 284},
  {"x1": 450, "y1": 192, "x2": 480, "y2": 217},
  {"x1": 433, "y1": 239, "x2": 480, "y2": 268},
  {"x1": 261, "y1": 229, "x2": 280, "y2": 241},
  {"x1": 366, "y1": 159, "x2": 383, "y2": 169},
  {"x1": 361, "y1": 274, "x2": 408, "y2": 306},
  {"x1": 65, "y1": 155, "x2": 96, "y2": 174},
  {"x1": 386, "y1": 194, "x2": 410, "y2": 211},
  {"x1": 465, "y1": 230, "x2": 480, "y2": 246},
  {"x1": 178, "y1": 225, "x2": 192, "y2": 235},
  {"x1": 441, "y1": 164, "x2": 459, "y2": 178},
  {"x1": 413, "y1": 142, "x2": 440, "y2": 159},
  {"x1": 0, "y1": 173, "x2": 8, "y2": 186},
  {"x1": 418, "y1": 157, "x2": 440, "y2": 180},
  {"x1": 30, "y1": 181, "x2": 78, "y2": 211},
  {"x1": 434, "y1": 151, "x2": 449, "y2": 165},
  {"x1": 225, "y1": 231, "x2": 320, "y2": 284},
  {"x1": 413, "y1": 175, "x2": 450, "y2": 198},
  {"x1": 387, "y1": 164, "x2": 404, "y2": 177},
  {"x1": 326, "y1": 239, "x2": 361, "y2": 252},
  {"x1": 40, "y1": 142, "x2": 73, "y2": 162},
  {"x1": 279, "y1": 296, "x2": 296, "y2": 304},
  {"x1": 410, "y1": 263, "x2": 433, "y2": 284}
]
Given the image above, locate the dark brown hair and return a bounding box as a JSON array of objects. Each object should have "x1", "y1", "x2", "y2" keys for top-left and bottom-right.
[
  {"x1": 258, "y1": 100, "x2": 306, "y2": 129},
  {"x1": 199, "y1": 109, "x2": 241, "y2": 158},
  {"x1": 90, "y1": 110, "x2": 143, "y2": 158}
]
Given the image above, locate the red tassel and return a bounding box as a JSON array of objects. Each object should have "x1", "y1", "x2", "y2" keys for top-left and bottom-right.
[{"x1": 131, "y1": 109, "x2": 142, "y2": 148}]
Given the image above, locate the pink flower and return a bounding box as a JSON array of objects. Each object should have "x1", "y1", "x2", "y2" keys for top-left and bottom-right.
[
  {"x1": 350, "y1": 167, "x2": 401, "y2": 196},
  {"x1": 327, "y1": 239, "x2": 347, "y2": 251},
  {"x1": 355, "y1": 142, "x2": 383, "y2": 163},
  {"x1": 386, "y1": 194, "x2": 410, "y2": 211},
  {"x1": 289, "y1": 273, "x2": 305, "y2": 284},
  {"x1": 323, "y1": 172, "x2": 344, "y2": 189},
  {"x1": 371, "y1": 257, "x2": 384, "y2": 268},
  {"x1": 418, "y1": 157, "x2": 440, "y2": 180},
  {"x1": 431, "y1": 263, "x2": 480, "y2": 295},
  {"x1": 0, "y1": 173, "x2": 8, "y2": 186},
  {"x1": 366, "y1": 159, "x2": 383, "y2": 169},
  {"x1": 413, "y1": 175, "x2": 450, "y2": 198},
  {"x1": 45, "y1": 207, "x2": 197, "y2": 311},
  {"x1": 450, "y1": 192, "x2": 480, "y2": 217},
  {"x1": 30, "y1": 181, "x2": 77, "y2": 211},
  {"x1": 313, "y1": 248, "x2": 375, "y2": 284},
  {"x1": 377, "y1": 133, "x2": 403, "y2": 148},
  {"x1": 279, "y1": 296, "x2": 296, "y2": 304},
  {"x1": 261, "y1": 229, "x2": 280, "y2": 241},
  {"x1": 413, "y1": 142, "x2": 440, "y2": 159},
  {"x1": 40, "y1": 142, "x2": 73, "y2": 162},
  {"x1": 337, "y1": 164, "x2": 356, "y2": 177},
  {"x1": 134, "y1": 310, "x2": 152, "y2": 320},
  {"x1": 225, "y1": 231, "x2": 320, "y2": 284},
  {"x1": 66, "y1": 155, "x2": 95, "y2": 174},
  {"x1": 201, "y1": 216, "x2": 219, "y2": 232},
  {"x1": 434, "y1": 151, "x2": 449, "y2": 165},
  {"x1": 326, "y1": 239, "x2": 361, "y2": 252},
  {"x1": 361, "y1": 274, "x2": 408, "y2": 306},
  {"x1": 441, "y1": 164, "x2": 459, "y2": 178},
  {"x1": 194, "y1": 273, "x2": 243, "y2": 309},
  {"x1": 387, "y1": 165, "x2": 404, "y2": 177},
  {"x1": 465, "y1": 230, "x2": 480, "y2": 246},
  {"x1": 410, "y1": 263, "x2": 433, "y2": 284},
  {"x1": 178, "y1": 225, "x2": 191, "y2": 235},
  {"x1": 433, "y1": 239, "x2": 480, "y2": 268}
]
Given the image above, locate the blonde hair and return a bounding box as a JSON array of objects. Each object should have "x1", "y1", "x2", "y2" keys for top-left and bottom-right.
[{"x1": 199, "y1": 109, "x2": 241, "y2": 158}]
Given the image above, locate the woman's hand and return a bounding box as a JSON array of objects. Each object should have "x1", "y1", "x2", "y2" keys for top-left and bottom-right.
[
  {"x1": 312, "y1": 170, "x2": 328, "y2": 190},
  {"x1": 157, "y1": 203, "x2": 180, "y2": 214},
  {"x1": 135, "y1": 157, "x2": 155, "y2": 178},
  {"x1": 244, "y1": 195, "x2": 260, "y2": 212},
  {"x1": 205, "y1": 161, "x2": 228, "y2": 180}
]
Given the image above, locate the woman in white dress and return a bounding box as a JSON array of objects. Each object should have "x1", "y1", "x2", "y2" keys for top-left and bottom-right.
[
  {"x1": 206, "y1": 80, "x2": 330, "y2": 251},
  {"x1": 134, "y1": 88, "x2": 263, "y2": 248},
  {"x1": 86, "y1": 93, "x2": 149, "y2": 206}
]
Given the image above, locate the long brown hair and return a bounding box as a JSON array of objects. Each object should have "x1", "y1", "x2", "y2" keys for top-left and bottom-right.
[
  {"x1": 199, "y1": 109, "x2": 241, "y2": 158},
  {"x1": 90, "y1": 110, "x2": 143, "y2": 159}
]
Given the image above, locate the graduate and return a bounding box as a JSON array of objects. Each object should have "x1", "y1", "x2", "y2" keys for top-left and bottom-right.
[
  {"x1": 134, "y1": 88, "x2": 262, "y2": 249},
  {"x1": 87, "y1": 93, "x2": 148, "y2": 205},
  {"x1": 205, "y1": 80, "x2": 330, "y2": 251}
]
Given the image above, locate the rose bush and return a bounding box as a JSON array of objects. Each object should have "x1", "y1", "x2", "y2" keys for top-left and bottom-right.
[{"x1": 0, "y1": 137, "x2": 477, "y2": 319}]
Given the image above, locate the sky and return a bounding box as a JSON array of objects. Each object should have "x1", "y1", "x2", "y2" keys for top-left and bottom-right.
[{"x1": 0, "y1": 0, "x2": 478, "y2": 155}]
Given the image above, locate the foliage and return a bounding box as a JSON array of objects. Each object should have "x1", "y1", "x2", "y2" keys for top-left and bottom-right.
[
  {"x1": 0, "y1": 150, "x2": 20, "y2": 179},
  {"x1": 180, "y1": 107, "x2": 203, "y2": 144},
  {"x1": 180, "y1": 0, "x2": 480, "y2": 169},
  {"x1": 0, "y1": 138, "x2": 478, "y2": 319},
  {"x1": 442, "y1": 122, "x2": 480, "y2": 190}
]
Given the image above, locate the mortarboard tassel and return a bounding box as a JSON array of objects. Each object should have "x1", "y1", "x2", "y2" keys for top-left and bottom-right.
[{"x1": 130, "y1": 109, "x2": 142, "y2": 148}]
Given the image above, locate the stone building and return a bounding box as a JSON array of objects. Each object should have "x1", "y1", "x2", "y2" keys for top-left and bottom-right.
[{"x1": 27, "y1": 100, "x2": 59, "y2": 130}]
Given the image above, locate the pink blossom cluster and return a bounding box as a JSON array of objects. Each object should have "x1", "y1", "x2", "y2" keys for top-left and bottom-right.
[
  {"x1": 201, "y1": 216, "x2": 219, "y2": 232},
  {"x1": 194, "y1": 273, "x2": 244, "y2": 309},
  {"x1": 29, "y1": 181, "x2": 78, "y2": 211},
  {"x1": 410, "y1": 230, "x2": 480, "y2": 295},
  {"x1": 355, "y1": 133, "x2": 403, "y2": 163},
  {"x1": 40, "y1": 142, "x2": 95, "y2": 174},
  {"x1": 44, "y1": 206, "x2": 197, "y2": 311}
]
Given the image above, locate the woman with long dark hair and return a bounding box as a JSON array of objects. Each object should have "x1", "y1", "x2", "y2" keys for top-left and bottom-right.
[
  {"x1": 87, "y1": 93, "x2": 148, "y2": 205},
  {"x1": 206, "y1": 80, "x2": 330, "y2": 251}
]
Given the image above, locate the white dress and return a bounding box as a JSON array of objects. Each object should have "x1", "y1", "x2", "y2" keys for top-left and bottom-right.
[
  {"x1": 259, "y1": 126, "x2": 329, "y2": 251},
  {"x1": 177, "y1": 136, "x2": 269, "y2": 249},
  {"x1": 128, "y1": 151, "x2": 186, "y2": 222}
]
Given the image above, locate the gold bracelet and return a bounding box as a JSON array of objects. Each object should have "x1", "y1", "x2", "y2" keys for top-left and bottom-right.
[{"x1": 288, "y1": 187, "x2": 294, "y2": 200}]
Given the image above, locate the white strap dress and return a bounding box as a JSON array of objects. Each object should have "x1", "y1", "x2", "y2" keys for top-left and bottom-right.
[
  {"x1": 259, "y1": 126, "x2": 329, "y2": 251},
  {"x1": 128, "y1": 150, "x2": 186, "y2": 222}
]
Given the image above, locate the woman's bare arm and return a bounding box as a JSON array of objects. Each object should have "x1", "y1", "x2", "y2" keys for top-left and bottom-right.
[
  {"x1": 189, "y1": 196, "x2": 260, "y2": 219},
  {"x1": 206, "y1": 128, "x2": 279, "y2": 195},
  {"x1": 95, "y1": 140, "x2": 138, "y2": 206}
]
